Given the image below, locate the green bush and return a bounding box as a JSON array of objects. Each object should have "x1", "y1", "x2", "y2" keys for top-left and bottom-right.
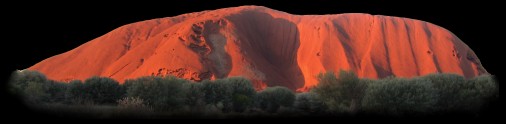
[
  {"x1": 125, "y1": 76, "x2": 187, "y2": 111},
  {"x1": 293, "y1": 93, "x2": 312, "y2": 111},
  {"x1": 470, "y1": 74, "x2": 499, "y2": 110},
  {"x1": 294, "y1": 92, "x2": 327, "y2": 113},
  {"x1": 256, "y1": 86, "x2": 295, "y2": 113},
  {"x1": 471, "y1": 74, "x2": 498, "y2": 99},
  {"x1": 9, "y1": 70, "x2": 48, "y2": 97},
  {"x1": 183, "y1": 82, "x2": 205, "y2": 108},
  {"x1": 198, "y1": 77, "x2": 256, "y2": 112},
  {"x1": 23, "y1": 81, "x2": 49, "y2": 103},
  {"x1": 362, "y1": 77, "x2": 437, "y2": 115},
  {"x1": 9, "y1": 70, "x2": 68, "y2": 104},
  {"x1": 224, "y1": 77, "x2": 256, "y2": 112},
  {"x1": 312, "y1": 70, "x2": 367, "y2": 113},
  {"x1": 65, "y1": 77, "x2": 124, "y2": 105},
  {"x1": 45, "y1": 80, "x2": 67, "y2": 103},
  {"x1": 199, "y1": 79, "x2": 232, "y2": 112},
  {"x1": 200, "y1": 80, "x2": 221, "y2": 105},
  {"x1": 65, "y1": 80, "x2": 86, "y2": 104},
  {"x1": 425, "y1": 73, "x2": 470, "y2": 111},
  {"x1": 82, "y1": 77, "x2": 124, "y2": 104},
  {"x1": 117, "y1": 97, "x2": 153, "y2": 112},
  {"x1": 8, "y1": 69, "x2": 499, "y2": 116},
  {"x1": 425, "y1": 73, "x2": 498, "y2": 112}
]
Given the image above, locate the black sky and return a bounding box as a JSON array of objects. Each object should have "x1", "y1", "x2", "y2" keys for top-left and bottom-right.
[{"x1": 1, "y1": 0, "x2": 503, "y2": 120}]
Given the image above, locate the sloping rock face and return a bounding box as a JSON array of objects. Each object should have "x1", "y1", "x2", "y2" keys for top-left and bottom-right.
[{"x1": 29, "y1": 6, "x2": 487, "y2": 91}]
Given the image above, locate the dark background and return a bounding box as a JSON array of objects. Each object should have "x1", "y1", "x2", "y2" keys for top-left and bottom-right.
[{"x1": 1, "y1": 0, "x2": 502, "y2": 121}]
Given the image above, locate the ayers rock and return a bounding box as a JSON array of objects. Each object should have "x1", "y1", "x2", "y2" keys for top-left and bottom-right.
[{"x1": 28, "y1": 6, "x2": 487, "y2": 91}]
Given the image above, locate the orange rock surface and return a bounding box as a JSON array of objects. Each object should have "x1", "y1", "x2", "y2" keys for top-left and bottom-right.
[{"x1": 28, "y1": 6, "x2": 487, "y2": 91}]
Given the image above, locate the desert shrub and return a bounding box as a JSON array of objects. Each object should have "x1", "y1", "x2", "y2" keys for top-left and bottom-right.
[
  {"x1": 82, "y1": 76, "x2": 125, "y2": 105},
  {"x1": 200, "y1": 80, "x2": 220, "y2": 105},
  {"x1": 121, "y1": 80, "x2": 134, "y2": 98},
  {"x1": 209, "y1": 78, "x2": 235, "y2": 112},
  {"x1": 183, "y1": 82, "x2": 206, "y2": 110},
  {"x1": 362, "y1": 77, "x2": 437, "y2": 115},
  {"x1": 9, "y1": 69, "x2": 499, "y2": 116},
  {"x1": 8, "y1": 70, "x2": 69, "y2": 104},
  {"x1": 425, "y1": 73, "x2": 471, "y2": 111},
  {"x1": 45, "y1": 80, "x2": 67, "y2": 103},
  {"x1": 65, "y1": 80, "x2": 86, "y2": 104},
  {"x1": 125, "y1": 76, "x2": 187, "y2": 111},
  {"x1": 312, "y1": 70, "x2": 368, "y2": 113},
  {"x1": 255, "y1": 86, "x2": 295, "y2": 113},
  {"x1": 23, "y1": 81, "x2": 49, "y2": 103},
  {"x1": 294, "y1": 93, "x2": 312, "y2": 111},
  {"x1": 294, "y1": 92, "x2": 327, "y2": 113},
  {"x1": 198, "y1": 77, "x2": 255, "y2": 113},
  {"x1": 425, "y1": 73, "x2": 498, "y2": 112},
  {"x1": 65, "y1": 77, "x2": 124, "y2": 105},
  {"x1": 225, "y1": 77, "x2": 256, "y2": 112},
  {"x1": 471, "y1": 74, "x2": 499, "y2": 99},
  {"x1": 117, "y1": 97, "x2": 152, "y2": 112},
  {"x1": 9, "y1": 70, "x2": 48, "y2": 97},
  {"x1": 470, "y1": 74, "x2": 499, "y2": 111}
]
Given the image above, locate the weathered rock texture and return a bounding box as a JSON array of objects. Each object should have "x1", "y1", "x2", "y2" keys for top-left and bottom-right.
[{"x1": 29, "y1": 6, "x2": 487, "y2": 91}]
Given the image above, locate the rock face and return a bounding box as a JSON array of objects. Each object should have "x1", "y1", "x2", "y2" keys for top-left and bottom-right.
[{"x1": 28, "y1": 6, "x2": 487, "y2": 91}]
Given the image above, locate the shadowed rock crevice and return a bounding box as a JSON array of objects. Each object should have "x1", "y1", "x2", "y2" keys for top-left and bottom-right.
[
  {"x1": 226, "y1": 10, "x2": 305, "y2": 89},
  {"x1": 186, "y1": 20, "x2": 233, "y2": 80}
]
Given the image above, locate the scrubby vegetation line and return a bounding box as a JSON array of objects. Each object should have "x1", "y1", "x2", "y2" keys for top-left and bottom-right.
[{"x1": 8, "y1": 70, "x2": 498, "y2": 118}]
